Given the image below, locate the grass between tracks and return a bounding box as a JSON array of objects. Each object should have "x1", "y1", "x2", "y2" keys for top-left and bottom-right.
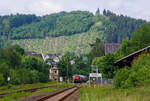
[
  {"x1": 0, "y1": 81, "x2": 56, "y2": 94},
  {"x1": 0, "y1": 82, "x2": 73, "y2": 101},
  {"x1": 79, "y1": 85, "x2": 150, "y2": 101}
]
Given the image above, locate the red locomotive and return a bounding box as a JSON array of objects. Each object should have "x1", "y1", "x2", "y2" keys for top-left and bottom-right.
[{"x1": 73, "y1": 75, "x2": 88, "y2": 83}]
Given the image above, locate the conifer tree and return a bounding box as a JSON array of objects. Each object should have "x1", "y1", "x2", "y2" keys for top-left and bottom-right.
[
  {"x1": 96, "y1": 8, "x2": 100, "y2": 15},
  {"x1": 103, "y1": 9, "x2": 107, "y2": 15}
]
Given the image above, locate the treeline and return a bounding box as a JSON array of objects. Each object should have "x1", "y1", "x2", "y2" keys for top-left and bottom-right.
[
  {"x1": 0, "y1": 45, "x2": 49, "y2": 86},
  {"x1": 57, "y1": 54, "x2": 90, "y2": 78},
  {"x1": 90, "y1": 24, "x2": 150, "y2": 88},
  {"x1": 0, "y1": 11, "x2": 94, "y2": 40},
  {"x1": 118, "y1": 23, "x2": 150, "y2": 56},
  {"x1": 0, "y1": 14, "x2": 39, "y2": 47},
  {"x1": 0, "y1": 10, "x2": 147, "y2": 47},
  {"x1": 114, "y1": 24, "x2": 150, "y2": 88},
  {"x1": 103, "y1": 9, "x2": 146, "y2": 43}
]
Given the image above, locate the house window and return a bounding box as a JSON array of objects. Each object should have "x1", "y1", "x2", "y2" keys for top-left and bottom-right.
[{"x1": 54, "y1": 71, "x2": 57, "y2": 74}]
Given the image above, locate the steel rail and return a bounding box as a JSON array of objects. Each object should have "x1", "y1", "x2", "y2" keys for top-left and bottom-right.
[
  {"x1": 35, "y1": 86, "x2": 79, "y2": 101},
  {"x1": 58, "y1": 87, "x2": 80, "y2": 101},
  {"x1": 0, "y1": 85, "x2": 57, "y2": 98}
]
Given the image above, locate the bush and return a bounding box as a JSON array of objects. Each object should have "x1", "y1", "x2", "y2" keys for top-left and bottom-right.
[
  {"x1": 9, "y1": 68, "x2": 42, "y2": 85},
  {"x1": 126, "y1": 54, "x2": 150, "y2": 87},
  {"x1": 7, "y1": 83, "x2": 12, "y2": 89},
  {"x1": 29, "y1": 70, "x2": 40, "y2": 84},
  {"x1": 38, "y1": 72, "x2": 49, "y2": 83},
  {"x1": 0, "y1": 73, "x2": 5, "y2": 86},
  {"x1": 0, "y1": 45, "x2": 50, "y2": 86},
  {"x1": 92, "y1": 53, "x2": 120, "y2": 78},
  {"x1": 113, "y1": 68, "x2": 130, "y2": 88},
  {"x1": 114, "y1": 54, "x2": 150, "y2": 88},
  {"x1": 9, "y1": 69, "x2": 21, "y2": 85}
]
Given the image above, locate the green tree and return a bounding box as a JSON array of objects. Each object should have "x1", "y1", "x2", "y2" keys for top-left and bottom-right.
[
  {"x1": 72, "y1": 57, "x2": 90, "y2": 75},
  {"x1": 117, "y1": 38, "x2": 133, "y2": 56},
  {"x1": 118, "y1": 24, "x2": 150, "y2": 57},
  {"x1": 0, "y1": 45, "x2": 22, "y2": 68},
  {"x1": 9, "y1": 69, "x2": 21, "y2": 85},
  {"x1": 114, "y1": 54, "x2": 150, "y2": 88},
  {"x1": 113, "y1": 68, "x2": 130, "y2": 88},
  {"x1": 0, "y1": 45, "x2": 50, "y2": 86},
  {"x1": 131, "y1": 23, "x2": 150, "y2": 50},
  {"x1": 103, "y1": 9, "x2": 107, "y2": 16},
  {"x1": 92, "y1": 53, "x2": 119, "y2": 78},
  {"x1": 0, "y1": 73, "x2": 5, "y2": 86},
  {"x1": 0, "y1": 62, "x2": 10, "y2": 83},
  {"x1": 88, "y1": 38, "x2": 104, "y2": 63},
  {"x1": 22, "y1": 56, "x2": 49, "y2": 83},
  {"x1": 57, "y1": 54, "x2": 72, "y2": 78},
  {"x1": 96, "y1": 8, "x2": 100, "y2": 15}
]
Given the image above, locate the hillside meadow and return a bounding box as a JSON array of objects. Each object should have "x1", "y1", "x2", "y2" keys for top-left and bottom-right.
[{"x1": 12, "y1": 32, "x2": 105, "y2": 55}]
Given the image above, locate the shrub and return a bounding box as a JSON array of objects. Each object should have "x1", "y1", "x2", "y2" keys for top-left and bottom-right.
[
  {"x1": 9, "y1": 69, "x2": 21, "y2": 85},
  {"x1": 126, "y1": 54, "x2": 150, "y2": 87},
  {"x1": 38, "y1": 72, "x2": 49, "y2": 83},
  {"x1": 92, "y1": 53, "x2": 120, "y2": 78},
  {"x1": 0, "y1": 73, "x2": 5, "y2": 86},
  {"x1": 114, "y1": 68, "x2": 130, "y2": 88},
  {"x1": 29, "y1": 70, "x2": 40, "y2": 84},
  {"x1": 114, "y1": 54, "x2": 150, "y2": 88}
]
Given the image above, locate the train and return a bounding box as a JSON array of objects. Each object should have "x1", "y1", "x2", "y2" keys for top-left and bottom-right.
[{"x1": 72, "y1": 75, "x2": 88, "y2": 83}]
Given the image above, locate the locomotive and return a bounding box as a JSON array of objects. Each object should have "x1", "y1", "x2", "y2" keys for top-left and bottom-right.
[{"x1": 72, "y1": 75, "x2": 88, "y2": 83}]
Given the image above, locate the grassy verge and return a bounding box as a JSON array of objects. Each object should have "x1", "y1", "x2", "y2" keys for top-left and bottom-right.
[
  {"x1": 0, "y1": 81, "x2": 56, "y2": 94},
  {"x1": 80, "y1": 85, "x2": 150, "y2": 101},
  {"x1": 0, "y1": 82, "x2": 73, "y2": 101}
]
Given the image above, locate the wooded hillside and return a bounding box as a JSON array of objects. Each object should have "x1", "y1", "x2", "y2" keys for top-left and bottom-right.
[{"x1": 0, "y1": 9, "x2": 147, "y2": 55}]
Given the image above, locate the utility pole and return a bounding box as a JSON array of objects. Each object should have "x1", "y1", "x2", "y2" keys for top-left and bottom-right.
[
  {"x1": 66, "y1": 59, "x2": 75, "y2": 83},
  {"x1": 67, "y1": 61, "x2": 69, "y2": 83}
]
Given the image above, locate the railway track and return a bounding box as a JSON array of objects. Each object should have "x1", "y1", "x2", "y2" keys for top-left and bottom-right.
[
  {"x1": 0, "y1": 85, "x2": 57, "y2": 98},
  {"x1": 35, "y1": 86, "x2": 80, "y2": 101}
]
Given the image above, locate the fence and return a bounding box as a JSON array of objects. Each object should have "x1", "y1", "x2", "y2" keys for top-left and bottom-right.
[{"x1": 95, "y1": 78, "x2": 113, "y2": 85}]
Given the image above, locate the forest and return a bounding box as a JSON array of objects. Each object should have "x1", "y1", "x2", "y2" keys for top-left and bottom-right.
[
  {"x1": 91, "y1": 24, "x2": 150, "y2": 88},
  {"x1": 0, "y1": 9, "x2": 146, "y2": 49},
  {"x1": 0, "y1": 45, "x2": 49, "y2": 86}
]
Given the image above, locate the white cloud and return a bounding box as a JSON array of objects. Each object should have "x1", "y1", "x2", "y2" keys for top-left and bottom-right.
[
  {"x1": 27, "y1": 0, "x2": 63, "y2": 15},
  {"x1": 0, "y1": 0, "x2": 63, "y2": 15}
]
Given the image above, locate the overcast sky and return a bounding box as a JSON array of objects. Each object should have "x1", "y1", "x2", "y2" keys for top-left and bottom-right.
[{"x1": 0, "y1": 0, "x2": 149, "y2": 21}]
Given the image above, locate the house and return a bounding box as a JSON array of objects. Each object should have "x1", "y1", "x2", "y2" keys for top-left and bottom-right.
[
  {"x1": 25, "y1": 51, "x2": 43, "y2": 58},
  {"x1": 44, "y1": 54, "x2": 60, "y2": 66},
  {"x1": 49, "y1": 67, "x2": 60, "y2": 81},
  {"x1": 104, "y1": 43, "x2": 121, "y2": 55},
  {"x1": 44, "y1": 54, "x2": 61, "y2": 81},
  {"x1": 114, "y1": 46, "x2": 150, "y2": 67}
]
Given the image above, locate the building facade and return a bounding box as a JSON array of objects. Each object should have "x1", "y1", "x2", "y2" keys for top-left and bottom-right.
[
  {"x1": 49, "y1": 67, "x2": 60, "y2": 81},
  {"x1": 44, "y1": 54, "x2": 61, "y2": 81},
  {"x1": 104, "y1": 43, "x2": 121, "y2": 55},
  {"x1": 114, "y1": 46, "x2": 150, "y2": 67}
]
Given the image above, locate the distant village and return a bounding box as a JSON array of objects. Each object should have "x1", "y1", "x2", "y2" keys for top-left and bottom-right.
[
  {"x1": 25, "y1": 43, "x2": 121, "y2": 81},
  {"x1": 25, "y1": 42, "x2": 150, "y2": 82}
]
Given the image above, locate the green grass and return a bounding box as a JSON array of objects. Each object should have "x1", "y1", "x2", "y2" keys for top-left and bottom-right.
[
  {"x1": 12, "y1": 32, "x2": 105, "y2": 56},
  {"x1": 0, "y1": 81, "x2": 56, "y2": 94},
  {"x1": 80, "y1": 85, "x2": 150, "y2": 101},
  {"x1": 0, "y1": 82, "x2": 73, "y2": 101},
  {"x1": 0, "y1": 92, "x2": 31, "y2": 101}
]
